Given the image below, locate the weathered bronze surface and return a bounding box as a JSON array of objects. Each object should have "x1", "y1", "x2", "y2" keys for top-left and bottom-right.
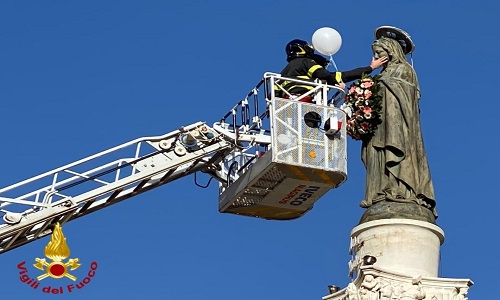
[{"x1": 359, "y1": 31, "x2": 436, "y2": 224}]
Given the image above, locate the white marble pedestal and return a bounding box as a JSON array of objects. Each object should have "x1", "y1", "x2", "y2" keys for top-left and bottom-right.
[{"x1": 322, "y1": 219, "x2": 473, "y2": 300}]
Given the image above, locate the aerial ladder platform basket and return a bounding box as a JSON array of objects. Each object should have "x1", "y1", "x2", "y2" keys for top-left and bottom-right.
[{"x1": 216, "y1": 72, "x2": 347, "y2": 220}]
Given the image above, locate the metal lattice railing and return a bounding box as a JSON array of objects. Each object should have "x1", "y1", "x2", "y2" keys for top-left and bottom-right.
[{"x1": 214, "y1": 72, "x2": 346, "y2": 192}]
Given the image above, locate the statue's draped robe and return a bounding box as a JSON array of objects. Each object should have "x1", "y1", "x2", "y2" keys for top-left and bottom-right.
[{"x1": 360, "y1": 62, "x2": 437, "y2": 217}]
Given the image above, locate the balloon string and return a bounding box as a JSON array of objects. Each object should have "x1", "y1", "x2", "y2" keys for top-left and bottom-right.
[{"x1": 329, "y1": 55, "x2": 339, "y2": 72}]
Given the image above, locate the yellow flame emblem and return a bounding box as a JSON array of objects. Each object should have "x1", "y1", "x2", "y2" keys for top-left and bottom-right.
[{"x1": 33, "y1": 223, "x2": 80, "y2": 281}]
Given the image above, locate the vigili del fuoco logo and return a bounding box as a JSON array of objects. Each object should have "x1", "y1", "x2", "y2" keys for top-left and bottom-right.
[{"x1": 17, "y1": 222, "x2": 98, "y2": 294}]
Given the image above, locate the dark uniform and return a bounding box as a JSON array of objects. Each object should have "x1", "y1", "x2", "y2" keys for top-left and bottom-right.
[
  {"x1": 275, "y1": 39, "x2": 375, "y2": 103},
  {"x1": 278, "y1": 56, "x2": 374, "y2": 97}
]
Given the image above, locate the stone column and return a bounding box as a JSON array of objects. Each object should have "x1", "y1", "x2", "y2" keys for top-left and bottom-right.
[{"x1": 350, "y1": 219, "x2": 444, "y2": 277}]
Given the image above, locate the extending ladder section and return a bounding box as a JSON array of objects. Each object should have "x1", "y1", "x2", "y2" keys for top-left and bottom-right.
[{"x1": 0, "y1": 122, "x2": 233, "y2": 254}]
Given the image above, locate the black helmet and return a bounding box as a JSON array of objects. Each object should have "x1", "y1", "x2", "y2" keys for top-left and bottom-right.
[{"x1": 285, "y1": 39, "x2": 314, "y2": 62}]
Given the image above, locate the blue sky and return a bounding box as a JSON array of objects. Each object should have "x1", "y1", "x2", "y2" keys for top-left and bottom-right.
[{"x1": 0, "y1": 1, "x2": 498, "y2": 299}]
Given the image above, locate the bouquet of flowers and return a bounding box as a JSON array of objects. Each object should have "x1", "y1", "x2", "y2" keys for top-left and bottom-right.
[{"x1": 343, "y1": 74, "x2": 383, "y2": 140}]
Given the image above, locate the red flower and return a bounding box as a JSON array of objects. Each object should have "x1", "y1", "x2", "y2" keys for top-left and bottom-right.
[
  {"x1": 360, "y1": 80, "x2": 374, "y2": 88},
  {"x1": 364, "y1": 89, "x2": 373, "y2": 98}
]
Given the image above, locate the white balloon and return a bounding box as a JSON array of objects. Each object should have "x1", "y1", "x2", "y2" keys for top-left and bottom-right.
[{"x1": 312, "y1": 27, "x2": 342, "y2": 56}]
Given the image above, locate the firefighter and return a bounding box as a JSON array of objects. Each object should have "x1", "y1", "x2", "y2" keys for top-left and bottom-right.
[{"x1": 277, "y1": 39, "x2": 388, "y2": 103}]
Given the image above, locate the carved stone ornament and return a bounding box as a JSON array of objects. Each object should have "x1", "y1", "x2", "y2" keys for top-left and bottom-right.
[{"x1": 322, "y1": 266, "x2": 472, "y2": 300}]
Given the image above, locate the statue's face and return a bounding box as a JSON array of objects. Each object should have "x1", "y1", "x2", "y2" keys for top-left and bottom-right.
[{"x1": 372, "y1": 45, "x2": 389, "y2": 60}]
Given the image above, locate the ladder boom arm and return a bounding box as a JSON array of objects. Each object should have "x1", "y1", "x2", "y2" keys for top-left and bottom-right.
[{"x1": 0, "y1": 122, "x2": 234, "y2": 254}]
